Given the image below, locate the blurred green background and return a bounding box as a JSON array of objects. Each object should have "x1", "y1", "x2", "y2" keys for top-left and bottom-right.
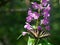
[{"x1": 0, "y1": 0, "x2": 60, "y2": 45}]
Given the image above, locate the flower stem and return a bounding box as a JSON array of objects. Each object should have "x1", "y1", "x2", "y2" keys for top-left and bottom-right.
[
  {"x1": 36, "y1": 19, "x2": 39, "y2": 29},
  {"x1": 34, "y1": 38, "x2": 40, "y2": 45}
]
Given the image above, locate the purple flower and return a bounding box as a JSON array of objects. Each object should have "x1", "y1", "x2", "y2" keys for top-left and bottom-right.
[
  {"x1": 32, "y1": 2, "x2": 39, "y2": 9},
  {"x1": 32, "y1": 12, "x2": 40, "y2": 19},
  {"x1": 22, "y1": 32, "x2": 27, "y2": 36},
  {"x1": 38, "y1": 26, "x2": 42, "y2": 30},
  {"x1": 24, "y1": 22, "x2": 32, "y2": 30},
  {"x1": 46, "y1": 4, "x2": 51, "y2": 11},
  {"x1": 45, "y1": 25, "x2": 50, "y2": 30},
  {"x1": 28, "y1": 9, "x2": 32, "y2": 15},
  {"x1": 32, "y1": 2, "x2": 43, "y2": 10},
  {"x1": 43, "y1": 11, "x2": 50, "y2": 18},
  {"x1": 38, "y1": 4, "x2": 43, "y2": 10},
  {"x1": 42, "y1": 4, "x2": 51, "y2": 18},
  {"x1": 41, "y1": 18, "x2": 49, "y2": 25},
  {"x1": 26, "y1": 16, "x2": 33, "y2": 22},
  {"x1": 42, "y1": 0, "x2": 49, "y2": 6}
]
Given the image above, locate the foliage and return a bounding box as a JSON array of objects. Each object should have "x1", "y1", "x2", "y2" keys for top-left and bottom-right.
[{"x1": 0, "y1": 0, "x2": 60, "y2": 45}]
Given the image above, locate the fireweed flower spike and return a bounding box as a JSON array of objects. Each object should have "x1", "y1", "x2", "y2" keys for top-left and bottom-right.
[
  {"x1": 24, "y1": 0, "x2": 51, "y2": 38},
  {"x1": 17, "y1": 0, "x2": 51, "y2": 45}
]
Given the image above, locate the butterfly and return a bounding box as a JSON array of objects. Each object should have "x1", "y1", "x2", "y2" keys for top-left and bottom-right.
[
  {"x1": 17, "y1": 29, "x2": 50, "y2": 40},
  {"x1": 28, "y1": 29, "x2": 50, "y2": 38}
]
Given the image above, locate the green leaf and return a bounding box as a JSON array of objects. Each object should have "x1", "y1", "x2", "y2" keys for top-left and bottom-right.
[
  {"x1": 17, "y1": 34, "x2": 22, "y2": 40},
  {"x1": 27, "y1": 37, "x2": 54, "y2": 45},
  {"x1": 28, "y1": 37, "x2": 35, "y2": 45},
  {"x1": 42, "y1": 38, "x2": 54, "y2": 45},
  {"x1": 38, "y1": 43, "x2": 42, "y2": 45}
]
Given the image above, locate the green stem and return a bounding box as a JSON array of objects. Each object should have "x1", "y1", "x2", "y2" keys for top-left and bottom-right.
[
  {"x1": 36, "y1": 19, "x2": 39, "y2": 29},
  {"x1": 40, "y1": 0, "x2": 42, "y2": 3},
  {"x1": 34, "y1": 38, "x2": 40, "y2": 45},
  {"x1": 34, "y1": 1, "x2": 41, "y2": 45}
]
